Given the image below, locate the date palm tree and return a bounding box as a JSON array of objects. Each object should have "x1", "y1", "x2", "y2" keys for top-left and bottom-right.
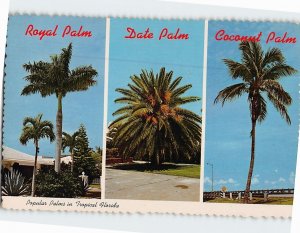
[
  {"x1": 21, "y1": 43, "x2": 98, "y2": 173},
  {"x1": 19, "y1": 114, "x2": 55, "y2": 196},
  {"x1": 214, "y1": 42, "x2": 297, "y2": 203},
  {"x1": 110, "y1": 67, "x2": 201, "y2": 166},
  {"x1": 62, "y1": 131, "x2": 80, "y2": 173}
]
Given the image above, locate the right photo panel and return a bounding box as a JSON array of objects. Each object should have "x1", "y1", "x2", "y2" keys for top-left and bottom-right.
[{"x1": 204, "y1": 21, "x2": 300, "y2": 205}]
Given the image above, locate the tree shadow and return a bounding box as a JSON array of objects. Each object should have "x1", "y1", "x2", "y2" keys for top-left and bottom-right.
[{"x1": 110, "y1": 163, "x2": 183, "y2": 172}]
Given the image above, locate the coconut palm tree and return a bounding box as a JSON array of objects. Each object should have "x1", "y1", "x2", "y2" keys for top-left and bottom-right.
[
  {"x1": 110, "y1": 67, "x2": 201, "y2": 166},
  {"x1": 21, "y1": 43, "x2": 98, "y2": 173},
  {"x1": 19, "y1": 114, "x2": 55, "y2": 196},
  {"x1": 62, "y1": 131, "x2": 80, "y2": 173},
  {"x1": 214, "y1": 42, "x2": 297, "y2": 203}
]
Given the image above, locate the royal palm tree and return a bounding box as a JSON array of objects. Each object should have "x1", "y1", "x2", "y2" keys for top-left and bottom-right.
[
  {"x1": 62, "y1": 131, "x2": 80, "y2": 173},
  {"x1": 110, "y1": 67, "x2": 201, "y2": 166},
  {"x1": 19, "y1": 114, "x2": 55, "y2": 196},
  {"x1": 21, "y1": 43, "x2": 98, "y2": 173},
  {"x1": 214, "y1": 42, "x2": 297, "y2": 203}
]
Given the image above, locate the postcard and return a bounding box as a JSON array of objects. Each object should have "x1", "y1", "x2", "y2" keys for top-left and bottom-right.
[{"x1": 0, "y1": 15, "x2": 299, "y2": 218}]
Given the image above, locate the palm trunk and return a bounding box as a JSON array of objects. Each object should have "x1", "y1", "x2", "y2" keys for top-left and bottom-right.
[
  {"x1": 55, "y1": 93, "x2": 63, "y2": 173},
  {"x1": 156, "y1": 154, "x2": 160, "y2": 166},
  {"x1": 151, "y1": 154, "x2": 161, "y2": 167},
  {"x1": 244, "y1": 120, "x2": 256, "y2": 203},
  {"x1": 71, "y1": 149, "x2": 74, "y2": 173},
  {"x1": 31, "y1": 141, "x2": 38, "y2": 197}
]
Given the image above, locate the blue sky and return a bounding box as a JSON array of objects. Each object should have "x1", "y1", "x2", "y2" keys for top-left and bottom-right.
[
  {"x1": 3, "y1": 15, "x2": 106, "y2": 156},
  {"x1": 108, "y1": 18, "x2": 204, "y2": 124},
  {"x1": 204, "y1": 21, "x2": 300, "y2": 191}
]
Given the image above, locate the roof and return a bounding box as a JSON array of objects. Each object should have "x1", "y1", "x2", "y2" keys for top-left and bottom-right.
[{"x1": 2, "y1": 146, "x2": 71, "y2": 166}]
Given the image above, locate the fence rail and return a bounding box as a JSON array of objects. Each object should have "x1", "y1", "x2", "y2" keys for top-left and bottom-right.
[
  {"x1": 91, "y1": 178, "x2": 100, "y2": 184},
  {"x1": 203, "y1": 188, "x2": 294, "y2": 201}
]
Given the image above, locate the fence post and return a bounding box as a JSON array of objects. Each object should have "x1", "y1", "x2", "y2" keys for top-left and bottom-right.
[
  {"x1": 230, "y1": 192, "x2": 233, "y2": 199},
  {"x1": 250, "y1": 192, "x2": 253, "y2": 201},
  {"x1": 264, "y1": 192, "x2": 268, "y2": 202},
  {"x1": 222, "y1": 192, "x2": 226, "y2": 198},
  {"x1": 238, "y1": 192, "x2": 241, "y2": 200}
]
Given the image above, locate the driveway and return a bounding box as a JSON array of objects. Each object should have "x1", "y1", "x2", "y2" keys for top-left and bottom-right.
[{"x1": 105, "y1": 168, "x2": 200, "y2": 201}]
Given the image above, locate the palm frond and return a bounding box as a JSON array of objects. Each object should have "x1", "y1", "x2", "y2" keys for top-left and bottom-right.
[
  {"x1": 261, "y1": 79, "x2": 292, "y2": 105},
  {"x1": 223, "y1": 59, "x2": 252, "y2": 81},
  {"x1": 110, "y1": 67, "x2": 201, "y2": 164},
  {"x1": 267, "y1": 92, "x2": 291, "y2": 124},
  {"x1": 216, "y1": 41, "x2": 296, "y2": 127},
  {"x1": 68, "y1": 66, "x2": 98, "y2": 92},
  {"x1": 214, "y1": 83, "x2": 248, "y2": 106},
  {"x1": 262, "y1": 47, "x2": 284, "y2": 68},
  {"x1": 263, "y1": 63, "x2": 297, "y2": 81}
]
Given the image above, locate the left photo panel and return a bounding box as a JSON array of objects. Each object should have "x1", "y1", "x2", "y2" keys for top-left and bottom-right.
[{"x1": 1, "y1": 15, "x2": 106, "y2": 200}]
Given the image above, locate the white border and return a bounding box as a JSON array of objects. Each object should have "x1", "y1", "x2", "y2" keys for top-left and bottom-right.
[
  {"x1": 8, "y1": 0, "x2": 300, "y2": 22},
  {"x1": 0, "y1": 1, "x2": 299, "y2": 233},
  {"x1": 101, "y1": 17, "x2": 110, "y2": 199},
  {"x1": 0, "y1": 13, "x2": 297, "y2": 219},
  {"x1": 200, "y1": 19, "x2": 208, "y2": 203},
  {"x1": 1, "y1": 196, "x2": 292, "y2": 217}
]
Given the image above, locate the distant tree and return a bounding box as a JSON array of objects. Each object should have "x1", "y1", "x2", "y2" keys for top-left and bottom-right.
[
  {"x1": 90, "y1": 147, "x2": 102, "y2": 175},
  {"x1": 62, "y1": 131, "x2": 80, "y2": 173},
  {"x1": 221, "y1": 186, "x2": 228, "y2": 193},
  {"x1": 74, "y1": 124, "x2": 91, "y2": 156},
  {"x1": 73, "y1": 124, "x2": 99, "y2": 181},
  {"x1": 19, "y1": 114, "x2": 55, "y2": 196}
]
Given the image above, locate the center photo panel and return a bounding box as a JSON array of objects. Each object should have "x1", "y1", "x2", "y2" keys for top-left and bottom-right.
[{"x1": 105, "y1": 18, "x2": 205, "y2": 202}]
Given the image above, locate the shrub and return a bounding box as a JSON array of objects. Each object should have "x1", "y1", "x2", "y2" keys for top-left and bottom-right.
[
  {"x1": 74, "y1": 154, "x2": 100, "y2": 183},
  {"x1": 2, "y1": 169, "x2": 30, "y2": 196},
  {"x1": 35, "y1": 168, "x2": 83, "y2": 198},
  {"x1": 79, "y1": 180, "x2": 90, "y2": 196}
]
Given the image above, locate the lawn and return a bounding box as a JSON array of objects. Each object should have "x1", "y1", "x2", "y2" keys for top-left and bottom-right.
[
  {"x1": 110, "y1": 163, "x2": 200, "y2": 179},
  {"x1": 206, "y1": 197, "x2": 293, "y2": 205},
  {"x1": 89, "y1": 184, "x2": 101, "y2": 189},
  {"x1": 81, "y1": 184, "x2": 101, "y2": 199}
]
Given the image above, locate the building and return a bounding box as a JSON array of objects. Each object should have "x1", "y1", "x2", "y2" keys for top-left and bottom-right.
[{"x1": 2, "y1": 146, "x2": 71, "y2": 178}]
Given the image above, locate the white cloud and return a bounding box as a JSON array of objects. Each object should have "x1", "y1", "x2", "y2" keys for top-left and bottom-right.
[
  {"x1": 204, "y1": 177, "x2": 212, "y2": 184},
  {"x1": 264, "y1": 177, "x2": 291, "y2": 186},
  {"x1": 289, "y1": 172, "x2": 295, "y2": 185},
  {"x1": 213, "y1": 178, "x2": 237, "y2": 185},
  {"x1": 274, "y1": 169, "x2": 278, "y2": 173},
  {"x1": 252, "y1": 175, "x2": 260, "y2": 185},
  {"x1": 217, "y1": 179, "x2": 228, "y2": 185},
  {"x1": 278, "y1": 177, "x2": 286, "y2": 183},
  {"x1": 205, "y1": 177, "x2": 239, "y2": 190},
  {"x1": 228, "y1": 178, "x2": 235, "y2": 184}
]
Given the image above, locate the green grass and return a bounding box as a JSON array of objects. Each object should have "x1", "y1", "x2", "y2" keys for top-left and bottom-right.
[
  {"x1": 206, "y1": 197, "x2": 293, "y2": 205},
  {"x1": 89, "y1": 184, "x2": 101, "y2": 189},
  {"x1": 111, "y1": 163, "x2": 200, "y2": 179},
  {"x1": 155, "y1": 165, "x2": 200, "y2": 178}
]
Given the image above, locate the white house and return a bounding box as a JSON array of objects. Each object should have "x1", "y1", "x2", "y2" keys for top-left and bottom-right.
[{"x1": 2, "y1": 146, "x2": 71, "y2": 177}]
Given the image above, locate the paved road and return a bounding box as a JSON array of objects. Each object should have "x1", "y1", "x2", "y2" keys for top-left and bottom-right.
[{"x1": 105, "y1": 168, "x2": 200, "y2": 201}]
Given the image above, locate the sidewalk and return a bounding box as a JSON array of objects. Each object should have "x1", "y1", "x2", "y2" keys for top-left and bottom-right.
[{"x1": 105, "y1": 168, "x2": 200, "y2": 201}]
